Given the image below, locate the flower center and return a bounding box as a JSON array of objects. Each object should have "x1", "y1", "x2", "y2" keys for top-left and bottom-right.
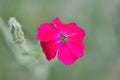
[{"x1": 60, "y1": 33, "x2": 69, "y2": 43}]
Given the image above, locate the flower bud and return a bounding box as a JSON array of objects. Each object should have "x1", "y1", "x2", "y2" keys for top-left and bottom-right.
[{"x1": 9, "y1": 17, "x2": 25, "y2": 44}]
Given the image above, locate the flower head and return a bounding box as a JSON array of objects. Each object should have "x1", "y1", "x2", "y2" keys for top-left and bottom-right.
[
  {"x1": 9, "y1": 17, "x2": 25, "y2": 44},
  {"x1": 36, "y1": 18, "x2": 85, "y2": 65}
]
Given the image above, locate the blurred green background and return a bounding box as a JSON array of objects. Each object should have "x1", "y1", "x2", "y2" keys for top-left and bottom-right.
[{"x1": 0, "y1": 0, "x2": 120, "y2": 80}]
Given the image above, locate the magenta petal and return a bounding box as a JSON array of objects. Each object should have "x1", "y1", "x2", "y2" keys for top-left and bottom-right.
[
  {"x1": 52, "y1": 18, "x2": 63, "y2": 27},
  {"x1": 52, "y1": 18, "x2": 65, "y2": 32},
  {"x1": 40, "y1": 40, "x2": 58, "y2": 60},
  {"x1": 58, "y1": 43, "x2": 84, "y2": 65},
  {"x1": 58, "y1": 45, "x2": 74, "y2": 65},
  {"x1": 68, "y1": 42, "x2": 84, "y2": 58},
  {"x1": 65, "y1": 23, "x2": 85, "y2": 40},
  {"x1": 36, "y1": 23, "x2": 57, "y2": 41}
]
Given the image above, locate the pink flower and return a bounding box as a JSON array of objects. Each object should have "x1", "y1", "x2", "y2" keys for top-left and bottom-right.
[{"x1": 36, "y1": 18, "x2": 85, "y2": 65}]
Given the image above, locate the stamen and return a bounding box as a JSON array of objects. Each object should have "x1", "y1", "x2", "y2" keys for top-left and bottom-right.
[{"x1": 60, "y1": 34, "x2": 69, "y2": 43}]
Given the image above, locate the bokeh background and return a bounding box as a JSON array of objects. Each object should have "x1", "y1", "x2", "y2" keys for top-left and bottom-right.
[{"x1": 0, "y1": 0, "x2": 120, "y2": 80}]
